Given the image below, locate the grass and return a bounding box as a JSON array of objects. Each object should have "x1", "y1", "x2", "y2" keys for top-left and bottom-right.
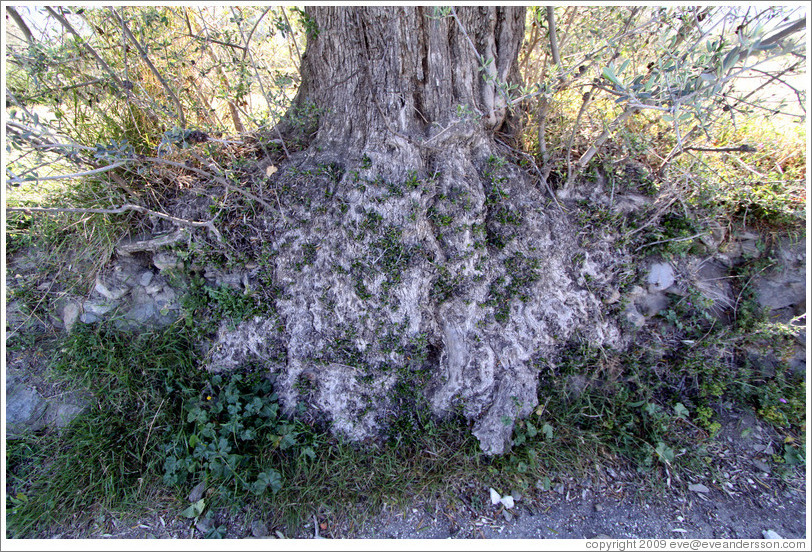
[
  {"x1": 4, "y1": 320, "x2": 489, "y2": 538},
  {"x1": 6, "y1": 100, "x2": 806, "y2": 541}
]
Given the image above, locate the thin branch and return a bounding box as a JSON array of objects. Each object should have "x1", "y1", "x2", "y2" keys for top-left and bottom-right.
[
  {"x1": 6, "y1": 204, "x2": 223, "y2": 243},
  {"x1": 6, "y1": 6, "x2": 36, "y2": 45},
  {"x1": 755, "y1": 17, "x2": 806, "y2": 49},
  {"x1": 684, "y1": 145, "x2": 756, "y2": 153},
  {"x1": 190, "y1": 34, "x2": 246, "y2": 51},
  {"x1": 565, "y1": 86, "x2": 595, "y2": 182},
  {"x1": 111, "y1": 8, "x2": 186, "y2": 127},
  {"x1": 6, "y1": 162, "x2": 128, "y2": 184},
  {"x1": 281, "y1": 8, "x2": 302, "y2": 67},
  {"x1": 633, "y1": 232, "x2": 707, "y2": 253},
  {"x1": 240, "y1": 7, "x2": 274, "y2": 63},
  {"x1": 546, "y1": 7, "x2": 562, "y2": 72}
]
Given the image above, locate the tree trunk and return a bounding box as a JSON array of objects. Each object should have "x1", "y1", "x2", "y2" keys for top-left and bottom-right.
[{"x1": 211, "y1": 7, "x2": 618, "y2": 454}]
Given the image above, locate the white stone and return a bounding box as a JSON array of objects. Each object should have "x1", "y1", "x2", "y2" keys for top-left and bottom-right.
[
  {"x1": 647, "y1": 262, "x2": 675, "y2": 291},
  {"x1": 61, "y1": 301, "x2": 82, "y2": 333}
]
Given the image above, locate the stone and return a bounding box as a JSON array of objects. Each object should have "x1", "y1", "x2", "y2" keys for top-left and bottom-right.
[
  {"x1": 47, "y1": 402, "x2": 87, "y2": 429},
  {"x1": 690, "y1": 258, "x2": 734, "y2": 319},
  {"x1": 251, "y1": 521, "x2": 269, "y2": 538},
  {"x1": 739, "y1": 238, "x2": 763, "y2": 258},
  {"x1": 153, "y1": 287, "x2": 177, "y2": 305},
  {"x1": 139, "y1": 270, "x2": 155, "y2": 287},
  {"x1": 153, "y1": 252, "x2": 183, "y2": 272},
  {"x1": 83, "y1": 300, "x2": 117, "y2": 316},
  {"x1": 145, "y1": 283, "x2": 164, "y2": 295},
  {"x1": 80, "y1": 313, "x2": 101, "y2": 324},
  {"x1": 6, "y1": 381, "x2": 48, "y2": 436},
  {"x1": 647, "y1": 262, "x2": 675, "y2": 292},
  {"x1": 125, "y1": 302, "x2": 158, "y2": 323},
  {"x1": 634, "y1": 291, "x2": 670, "y2": 318},
  {"x1": 194, "y1": 518, "x2": 212, "y2": 535},
  {"x1": 188, "y1": 482, "x2": 207, "y2": 503},
  {"x1": 751, "y1": 458, "x2": 771, "y2": 473},
  {"x1": 94, "y1": 277, "x2": 129, "y2": 300},
  {"x1": 60, "y1": 299, "x2": 82, "y2": 333},
  {"x1": 755, "y1": 279, "x2": 805, "y2": 313}
]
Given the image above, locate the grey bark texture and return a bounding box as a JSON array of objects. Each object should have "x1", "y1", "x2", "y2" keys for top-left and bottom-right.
[{"x1": 207, "y1": 7, "x2": 621, "y2": 454}]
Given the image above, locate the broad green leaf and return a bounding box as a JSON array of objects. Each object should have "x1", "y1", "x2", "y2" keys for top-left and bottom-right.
[
  {"x1": 180, "y1": 498, "x2": 206, "y2": 519},
  {"x1": 784, "y1": 445, "x2": 804, "y2": 466},
  {"x1": 674, "y1": 403, "x2": 689, "y2": 419},
  {"x1": 655, "y1": 442, "x2": 675, "y2": 463}
]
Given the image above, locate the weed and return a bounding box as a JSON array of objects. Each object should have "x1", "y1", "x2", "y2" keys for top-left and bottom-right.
[
  {"x1": 485, "y1": 253, "x2": 540, "y2": 323},
  {"x1": 162, "y1": 371, "x2": 318, "y2": 496}
]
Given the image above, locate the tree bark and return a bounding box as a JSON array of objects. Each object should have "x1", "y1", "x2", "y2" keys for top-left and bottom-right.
[
  {"x1": 219, "y1": 7, "x2": 617, "y2": 455},
  {"x1": 281, "y1": 6, "x2": 525, "y2": 158}
]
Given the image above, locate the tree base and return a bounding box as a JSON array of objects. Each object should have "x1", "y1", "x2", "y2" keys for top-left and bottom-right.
[{"x1": 204, "y1": 141, "x2": 621, "y2": 455}]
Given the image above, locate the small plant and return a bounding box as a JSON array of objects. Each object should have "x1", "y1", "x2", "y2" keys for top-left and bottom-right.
[
  {"x1": 485, "y1": 253, "x2": 540, "y2": 323},
  {"x1": 162, "y1": 371, "x2": 316, "y2": 496}
]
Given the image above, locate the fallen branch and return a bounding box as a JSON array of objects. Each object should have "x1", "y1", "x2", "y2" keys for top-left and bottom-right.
[
  {"x1": 6, "y1": 203, "x2": 223, "y2": 243},
  {"x1": 684, "y1": 145, "x2": 757, "y2": 153}
]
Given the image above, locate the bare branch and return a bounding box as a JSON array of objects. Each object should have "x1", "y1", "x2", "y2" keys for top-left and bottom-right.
[
  {"x1": 6, "y1": 6, "x2": 35, "y2": 45},
  {"x1": 281, "y1": 8, "x2": 303, "y2": 67},
  {"x1": 546, "y1": 7, "x2": 562, "y2": 71},
  {"x1": 6, "y1": 204, "x2": 223, "y2": 243},
  {"x1": 757, "y1": 17, "x2": 806, "y2": 49},
  {"x1": 111, "y1": 8, "x2": 186, "y2": 128},
  {"x1": 634, "y1": 232, "x2": 707, "y2": 253},
  {"x1": 7, "y1": 162, "x2": 128, "y2": 184}
]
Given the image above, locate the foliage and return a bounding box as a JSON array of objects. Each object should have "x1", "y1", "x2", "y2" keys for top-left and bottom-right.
[
  {"x1": 5, "y1": 5, "x2": 304, "y2": 186},
  {"x1": 516, "y1": 6, "x2": 805, "y2": 202},
  {"x1": 162, "y1": 371, "x2": 317, "y2": 496}
]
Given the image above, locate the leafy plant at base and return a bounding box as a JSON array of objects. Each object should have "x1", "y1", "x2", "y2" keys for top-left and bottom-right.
[{"x1": 162, "y1": 370, "x2": 317, "y2": 497}]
